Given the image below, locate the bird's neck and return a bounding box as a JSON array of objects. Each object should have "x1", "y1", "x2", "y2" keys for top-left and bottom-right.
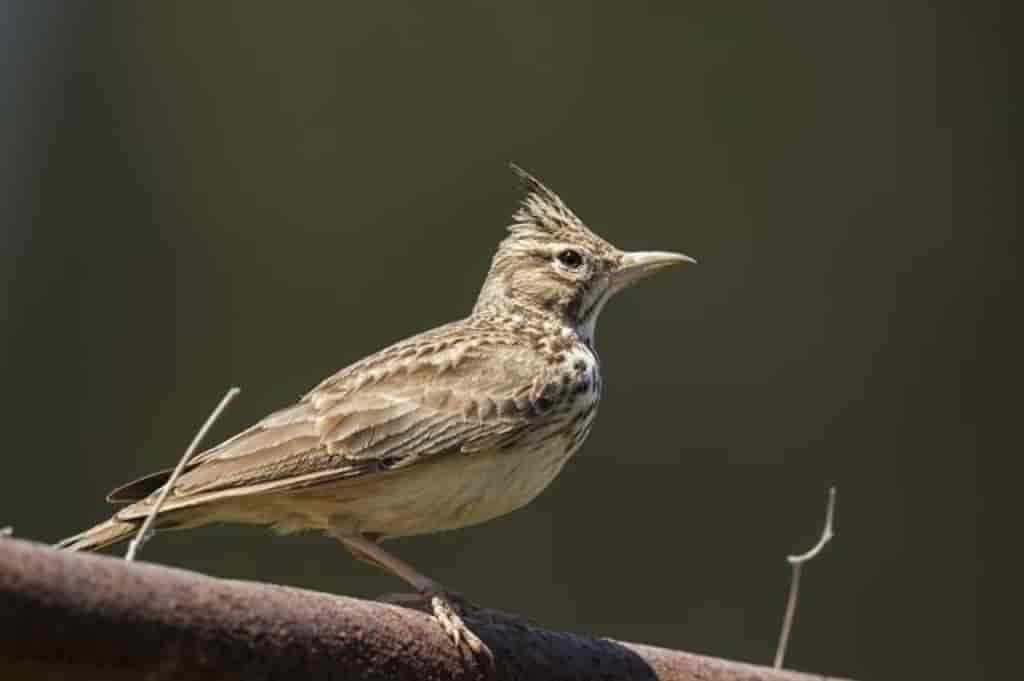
[{"x1": 473, "y1": 297, "x2": 598, "y2": 349}]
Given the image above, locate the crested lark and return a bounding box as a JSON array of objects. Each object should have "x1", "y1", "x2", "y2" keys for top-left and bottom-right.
[{"x1": 59, "y1": 165, "x2": 695, "y2": 666}]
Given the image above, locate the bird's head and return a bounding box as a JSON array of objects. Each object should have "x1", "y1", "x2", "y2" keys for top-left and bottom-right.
[{"x1": 474, "y1": 165, "x2": 695, "y2": 344}]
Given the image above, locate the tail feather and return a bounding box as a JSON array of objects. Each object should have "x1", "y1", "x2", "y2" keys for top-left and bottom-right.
[
  {"x1": 106, "y1": 469, "x2": 175, "y2": 503},
  {"x1": 56, "y1": 518, "x2": 138, "y2": 552}
]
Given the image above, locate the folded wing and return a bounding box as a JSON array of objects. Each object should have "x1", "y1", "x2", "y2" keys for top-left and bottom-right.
[{"x1": 112, "y1": 322, "x2": 549, "y2": 518}]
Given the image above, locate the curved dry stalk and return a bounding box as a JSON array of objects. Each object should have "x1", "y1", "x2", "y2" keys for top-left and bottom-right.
[
  {"x1": 774, "y1": 486, "x2": 837, "y2": 669},
  {"x1": 124, "y1": 387, "x2": 241, "y2": 561}
]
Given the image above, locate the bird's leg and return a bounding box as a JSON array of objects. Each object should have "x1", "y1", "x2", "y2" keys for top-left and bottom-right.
[
  {"x1": 326, "y1": 526, "x2": 494, "y2": 674},
  {"x1": 334, "y1": 533, "x2": 390, "y2": 572},
  {"x1": 330, "y1": 530, "x2": 440, "y2": 592}
]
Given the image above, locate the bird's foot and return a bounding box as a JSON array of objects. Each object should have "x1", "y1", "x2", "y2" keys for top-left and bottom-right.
[
  {"x1": 379, "y1": 588, "x2": 495, "y2": 677},
  {"x1": 378, "y1": 587, "x2": 478, "y2": 613}
]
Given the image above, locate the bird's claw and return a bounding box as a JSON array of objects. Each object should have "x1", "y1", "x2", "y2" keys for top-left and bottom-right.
[{"x1": 377, "y1": 589, "x2": 495, "y2": 677}]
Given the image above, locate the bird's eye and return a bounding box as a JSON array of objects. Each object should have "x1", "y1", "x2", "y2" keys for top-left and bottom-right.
[{"x1": 556, "y1": 249, "x2": 584, "y2": 269}]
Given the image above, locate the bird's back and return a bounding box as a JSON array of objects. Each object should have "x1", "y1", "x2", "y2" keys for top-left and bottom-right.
[{"x1": 103, "y1": 313, "x2": 602, "y2": 539}]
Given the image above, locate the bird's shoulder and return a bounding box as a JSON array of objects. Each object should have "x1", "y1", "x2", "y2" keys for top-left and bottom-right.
[
  {"x1": 187, "y1": 314, "x2": 581, "y2": 472},
  {"x1": 308, "y1": 314, "x2": 572, "y2": 405}
]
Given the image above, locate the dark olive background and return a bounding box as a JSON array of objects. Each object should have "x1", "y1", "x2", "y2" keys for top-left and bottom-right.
[{"x1": 3, "y1": 3, "x2": 1009, "y2": 680}]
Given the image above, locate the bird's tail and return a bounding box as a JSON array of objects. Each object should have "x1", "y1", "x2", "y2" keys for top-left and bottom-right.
[{"x1": 56, "y1": 517, "x2": 138, "y2": 552}]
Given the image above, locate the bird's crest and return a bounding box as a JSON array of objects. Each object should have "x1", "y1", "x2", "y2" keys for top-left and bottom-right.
[{"x1": 508, "y1": 163, "x2": 599, "y2": 243}]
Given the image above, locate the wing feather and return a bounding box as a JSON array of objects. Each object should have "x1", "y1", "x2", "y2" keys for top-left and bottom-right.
[{"x1": 114, "y1": 321, "x2": 552, "y2": 513}]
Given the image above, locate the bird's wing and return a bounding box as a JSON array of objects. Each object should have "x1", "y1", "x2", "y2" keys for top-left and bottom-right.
[{"x1": 115, "y1": 321, "x2": 553, "y2": 514}]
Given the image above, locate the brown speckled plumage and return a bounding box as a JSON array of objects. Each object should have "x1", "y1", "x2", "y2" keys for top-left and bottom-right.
[{"x1": 57, "y1": 164, "x2": 694, "y2": 664}]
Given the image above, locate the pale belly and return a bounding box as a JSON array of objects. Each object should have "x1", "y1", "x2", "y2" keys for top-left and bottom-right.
[
  {"x1": 343, "y1": 437, "x2": 578, "y2": 537},
  {"x1": 235, "y1": 430, "x2": 585, "y2": 538}
]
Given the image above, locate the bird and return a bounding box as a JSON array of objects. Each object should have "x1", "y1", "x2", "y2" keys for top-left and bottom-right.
[{"x1": 58, "y1": 164, "x2": 695, "y2": 668}]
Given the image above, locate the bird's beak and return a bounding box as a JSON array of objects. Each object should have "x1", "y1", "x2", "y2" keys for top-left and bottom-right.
[{"x1": 611, "y1": 251, "x2": 696, "y2": 293}]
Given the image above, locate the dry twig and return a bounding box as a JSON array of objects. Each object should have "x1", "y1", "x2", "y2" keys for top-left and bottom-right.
[
  {"x1": 124, "y1": 387, "x2": 241, "y2": 561},
  {"x1": 774, "y1": 486, "x2": 837, "y2": 669}
]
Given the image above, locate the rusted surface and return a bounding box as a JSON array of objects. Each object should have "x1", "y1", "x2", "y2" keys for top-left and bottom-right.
[{"x1": 0, "y1": 538, "x2": 845, "y2": 680}]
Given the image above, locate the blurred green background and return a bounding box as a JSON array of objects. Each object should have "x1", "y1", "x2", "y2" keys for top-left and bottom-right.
[{"x1": 3, "y1": 3, "x2": 1007, "y2": 679}]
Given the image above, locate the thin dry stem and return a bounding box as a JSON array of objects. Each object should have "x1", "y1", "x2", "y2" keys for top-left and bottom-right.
[
  {"x1": 124, "y1": 387, "x2": 241, "y2": 561},
  {"x1": 773, "y1": 486, "x2": 837, "y2": 669}
]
